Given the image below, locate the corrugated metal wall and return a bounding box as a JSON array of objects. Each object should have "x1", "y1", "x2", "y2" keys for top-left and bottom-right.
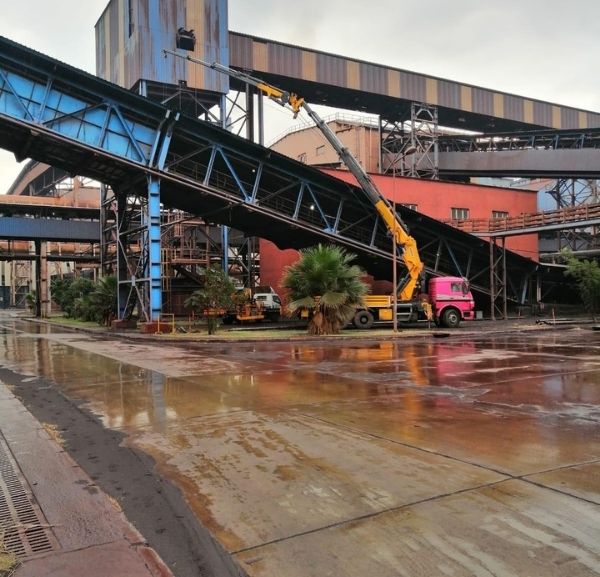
[
  {"x1": 229, "y1": 32, "x2": 600, "y2": 130},
  {"x1": 95, "y1": 0, "x2": 229, "y2": 94},
  {"x1": 0, "y1": 218, "x2": 99, "y2": 242},
  {"x1": 95, "y1": 4, "x2": 600, "y2": 130}
]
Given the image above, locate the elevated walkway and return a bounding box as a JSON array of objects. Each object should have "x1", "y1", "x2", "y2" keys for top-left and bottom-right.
[
  {"x1": 449, "y1": 203, "x2": 600, "y2": 237},
  {"x1": 439, "y1": 148, "x2": 600, "y2": 179},
  {"x1": 0, "y1": 195, "x2": 100, "y2": 243},
  {"x1": 438, "y1": 127, "x2": 600, "y2": 178}
]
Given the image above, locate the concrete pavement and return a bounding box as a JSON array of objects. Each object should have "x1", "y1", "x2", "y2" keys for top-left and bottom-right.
[
  {"x1": 1, "y1": 313, "x2": 600, "y2": 576},
  {"x1": 0, "y1": 382, "x2": 173, "y2": 577}
]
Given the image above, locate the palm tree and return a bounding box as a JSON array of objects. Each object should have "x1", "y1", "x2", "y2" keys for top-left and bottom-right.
[
  {"x1": 283, "y1": 244, "x2": 368, "y2": 335},
  {"x1": 88, "y1": 276, "x2": 118, "y2": 326}
]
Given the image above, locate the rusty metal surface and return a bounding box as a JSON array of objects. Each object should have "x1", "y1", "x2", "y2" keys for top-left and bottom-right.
[
  {"x1": 1, "y1": 316, "x2": 600, "y2": 576},
  {"x1": 96, "y1": 0, "x2": 228, "y2": 93}
]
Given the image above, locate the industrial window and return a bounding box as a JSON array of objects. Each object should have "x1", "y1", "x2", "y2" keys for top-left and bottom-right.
[
  {"x1": 176, "y1": 27, "x2": 196, "y2": 51},
  {"x1": 451, "y1": 207, "x2": 469, "y2": 220},
  {"x1": 492, "y1": 210, "x2": 508, "y2": 219},
  {"x1": 298, "y1": 153, "x2": 307, "y2": 164},
  {"x1": 402, "y1": 203, "x2": 417, "y2": 211},
  {"x1": 316, "y1": 145, "x2": 325, "y2": 156}
]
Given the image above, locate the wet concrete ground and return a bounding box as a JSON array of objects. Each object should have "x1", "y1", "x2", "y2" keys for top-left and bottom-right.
[{"x1": 1, "y1": 312, "x2": 599, "y2": 576}]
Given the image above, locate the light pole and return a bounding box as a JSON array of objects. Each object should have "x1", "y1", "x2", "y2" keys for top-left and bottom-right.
[
  {"x1": 392, "y1": 168, "x2": 398, "y2": 334},
  {"x1": 392, "y1": 145, "x2": 417, "y2": 334}
]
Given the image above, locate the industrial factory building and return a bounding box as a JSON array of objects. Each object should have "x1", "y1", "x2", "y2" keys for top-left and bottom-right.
[{"x1": 1, "y1": 0, "x2": 599, "y2": 319}]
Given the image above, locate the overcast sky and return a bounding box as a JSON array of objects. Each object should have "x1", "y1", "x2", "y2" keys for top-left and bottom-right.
[{"x1": 1, "y1": 0, "x2": 599, "y2": 193}]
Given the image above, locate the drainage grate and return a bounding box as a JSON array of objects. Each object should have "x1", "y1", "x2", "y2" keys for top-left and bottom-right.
[{"x1": 0, "y1": 435, "x2": 59, "y2": 558}]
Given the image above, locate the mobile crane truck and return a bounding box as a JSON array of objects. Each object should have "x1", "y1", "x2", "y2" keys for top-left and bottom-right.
[{"x1": 163, "y1": 49, "x2": 475, "y2": 329}]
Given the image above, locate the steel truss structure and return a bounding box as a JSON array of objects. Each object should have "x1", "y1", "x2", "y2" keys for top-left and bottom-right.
[
  {"x1": 541, "y1": 178, "x2": 600, "y2": 257},
  {"x1": 147, "y1": 80, "x2": 265, "y2": 291},
  {"x1": 405, "y1": 104, "x2": 439, "y2": 179},
  {"x1": 380, "y1": 104, "x2": 439, "y2": 178},
  {"x1": 0, "y1": 35, "x2": 545, "y2": 320},
  {"x1": 440, "y1": 127, "x2": 600, "y2": 153}
]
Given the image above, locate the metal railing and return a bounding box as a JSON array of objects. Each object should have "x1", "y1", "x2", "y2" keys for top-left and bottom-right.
[{"x1": 446, "y1": 203, "x2": 600, "y2": 235}]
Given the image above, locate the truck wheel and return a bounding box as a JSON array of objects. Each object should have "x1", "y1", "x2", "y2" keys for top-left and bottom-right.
[
  {"x1": 441, "y1": 307, "x2": 461, "y2": 328},
  {"x1": 353, "y1": 310, "x2": 374, "y2": 329}
]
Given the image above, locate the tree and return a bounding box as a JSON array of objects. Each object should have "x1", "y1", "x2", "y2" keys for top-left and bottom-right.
[
  {"x1": 50, "y1": 277, "x2": 73, "y2": 312},
  {"x1": 58, "y1": 277, "x2": 95, "y2": 318},
  {"x1": 283, "y1": 244, "x2": 368, "y2": 335},
  {"x1": 88, "y1": 276, "x2": 118, "y2": 326},
  {"x1": 562, "y1": 250, "x2": 600, "y2": 314},
  {"x1": 184, "y1": 267, "x2": 235, "y2": 335}
]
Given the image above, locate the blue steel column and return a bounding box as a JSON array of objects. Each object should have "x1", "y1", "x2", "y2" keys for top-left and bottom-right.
[
  {"x1": 116, "y1": 193, "x2": 128, "y2": 320},
  {"x1": 220, "y1": 93, "x2": 230, "y2": 271},
  {"x1": 221, "y1": 225, "x2": 229, "y2": 273},
  {"x1": 148, "y1": 178, "x2": 162, "y2": 321}
]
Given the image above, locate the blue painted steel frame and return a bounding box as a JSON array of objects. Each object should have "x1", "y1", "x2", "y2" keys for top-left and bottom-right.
[
  {"x1": 0, "y1": 38, "x2": 385, "y2": 250},
  {"x1": 0, "y1": 43, "x2": 173, "y2": 320}
]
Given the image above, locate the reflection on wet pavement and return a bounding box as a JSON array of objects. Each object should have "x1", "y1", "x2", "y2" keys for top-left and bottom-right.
[
  {"x1": 131, "y1": 410, "x2": 505, "y2": 551},
  {"x1": 1, "y1": 314, "x2": 600, "y2": 576}
]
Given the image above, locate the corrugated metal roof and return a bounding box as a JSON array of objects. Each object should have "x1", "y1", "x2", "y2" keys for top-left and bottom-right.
[{"x1": 229, "y1": 31, "x2": 600, "y2": 132}]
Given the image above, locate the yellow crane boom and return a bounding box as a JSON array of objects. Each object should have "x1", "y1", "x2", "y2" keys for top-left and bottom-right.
[{"x1": 163, "y1": 48, "x2": 424, "y2": 301}]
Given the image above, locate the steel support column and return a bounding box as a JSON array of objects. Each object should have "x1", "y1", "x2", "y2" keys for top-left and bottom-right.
[
  {"x1": 489, "y1": 239, "x2": 496, "y2": 320},
  {"x1": 502, "y1": 237, "x2": 508, "y2": 320},
  {"x1": 33, "y1": 240, "x2": 48, "y2": 318},
  {"x1": 116, "y1": 193, "x2": 129, "y2": 320},
  {"x1": 147, "y1": 178, "x2": 162, "y2": 321},
  {"x1": 221, "y1": 225, "x2": 229, "y2": 273},
  {"x1": 543, "y1": 179, "x2": 600, "y2": 254},
  {"x1": 100, "y1": 183, "x2": 117, "y2": 276},
  {"x1": 489, "y1": 236, "x2": 507, "y2": 320},
  {"x1": 407, "y1": 103, "x2": 439, "y2": 179}
]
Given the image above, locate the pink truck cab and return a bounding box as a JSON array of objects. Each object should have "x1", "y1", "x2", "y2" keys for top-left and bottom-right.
[
  {"x1": 355, "y1": 276, "x2": 475, "y2": 329},
  {"x1": 427, "y1": 276, "x2": 475, "y2": 328}
]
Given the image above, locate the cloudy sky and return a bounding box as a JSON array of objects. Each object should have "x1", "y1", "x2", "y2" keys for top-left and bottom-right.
[{"x1": 0, "y1": 0, "x2": 599, "y2": 193}]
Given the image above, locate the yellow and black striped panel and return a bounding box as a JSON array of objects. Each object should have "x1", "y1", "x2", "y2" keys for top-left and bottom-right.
[{"x1": 229, "y1": 32, "x2": 600, "y2": 130}]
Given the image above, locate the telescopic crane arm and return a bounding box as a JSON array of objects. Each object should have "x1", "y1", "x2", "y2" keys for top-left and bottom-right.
[{"x1": 163, "y1": 49, "x2": 424, "y2": 301}]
